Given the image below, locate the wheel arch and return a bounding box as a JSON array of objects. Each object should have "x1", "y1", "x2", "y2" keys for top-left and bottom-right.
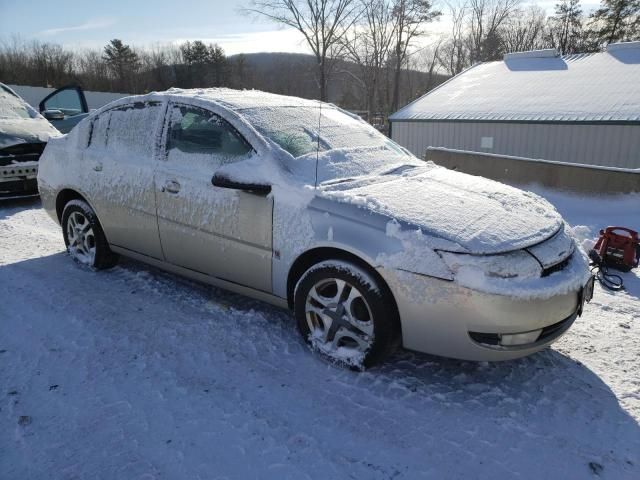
[
  {"x1": 55, "y1": 188, "x2": 89, "y2": 222},
  {"x1": 286, "y1": 247, "x2": 400, "y2": 329}
]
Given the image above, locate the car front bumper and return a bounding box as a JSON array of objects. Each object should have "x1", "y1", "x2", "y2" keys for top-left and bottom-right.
[
  {"x1": 0, "y1": 162, "x2": 39, "y2": 198},
  {"x1": 378, "y1": 266, "x2": 593, "y2": 361}
]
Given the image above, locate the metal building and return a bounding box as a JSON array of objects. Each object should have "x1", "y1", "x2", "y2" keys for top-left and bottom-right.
[{"x1": 389, "y1": 42, "x2": 640, "y2": 170}]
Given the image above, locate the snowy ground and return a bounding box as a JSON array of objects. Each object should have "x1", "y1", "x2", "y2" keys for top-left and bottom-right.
[{"x1": 1, "y1": 189, "x2": 639, "y2": 480}]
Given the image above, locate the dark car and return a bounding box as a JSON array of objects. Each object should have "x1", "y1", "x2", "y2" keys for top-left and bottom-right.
[{"x1": 0, "y1": 83, "x2": 88, "y2": 198}]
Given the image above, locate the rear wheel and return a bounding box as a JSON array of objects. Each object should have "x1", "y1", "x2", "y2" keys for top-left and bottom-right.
[
  {"x1": 61, "y1": 199, "x2": 118, "y2": 269},
  {"x1": 294, "y1": 260, "x2": 400, "y2": 369}
]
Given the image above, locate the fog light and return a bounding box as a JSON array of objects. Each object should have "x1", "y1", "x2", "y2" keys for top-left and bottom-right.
[{"x1": 500, "y1": 329, "x2": 542, "y2": 346}]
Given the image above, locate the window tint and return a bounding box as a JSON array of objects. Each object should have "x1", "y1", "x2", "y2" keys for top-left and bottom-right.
[
  {"x1": 43, "y1": 88, "x2": 84, "y2": 117},
  {"x1": 167, "y1": 105, "x2": 252, "y2": 160}
]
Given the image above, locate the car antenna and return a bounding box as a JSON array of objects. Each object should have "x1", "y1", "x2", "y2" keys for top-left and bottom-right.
[{"x1": 314, "y1": 99, "x2": 321, "y2": 189}]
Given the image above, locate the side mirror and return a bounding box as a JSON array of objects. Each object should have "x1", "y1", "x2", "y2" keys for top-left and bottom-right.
[
  {"x1": 43, "y1": 109, "x2": 65, "y2": 121},
  {"x1": 212, "y1": 173, "x2": 271, "y2": 195}
]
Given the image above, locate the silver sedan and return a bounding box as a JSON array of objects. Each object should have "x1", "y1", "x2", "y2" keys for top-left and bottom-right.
[{"x1": 37, "y1": 88, "x2": 594, "y2": 368}]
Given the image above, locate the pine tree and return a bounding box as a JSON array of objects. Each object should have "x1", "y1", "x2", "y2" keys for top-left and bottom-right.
[
  {"x1": 589, "y1": 0, "x2": 640, "y2": 45},
  {"x1": 102, "y1": 39, "x2": 140, "y2": 90},
  {"x1": 180, "y1": 41, "x2": 227, "y2": 87},
  {"x1": 548, "y1": 0, "x2": 584, "y2": 54}
]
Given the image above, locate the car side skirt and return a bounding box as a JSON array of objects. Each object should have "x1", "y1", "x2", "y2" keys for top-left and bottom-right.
[{"x1": 110, "y1": 245, "x2": 290, "y2": 310}]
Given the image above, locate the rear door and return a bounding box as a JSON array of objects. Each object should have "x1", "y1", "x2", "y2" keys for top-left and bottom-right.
[
  {"x1": 83, "y1": 100, "x2": 164, "y2": 259},
  {"x1": 154, "y1": 102, "x2": 273, "y2": 292}
]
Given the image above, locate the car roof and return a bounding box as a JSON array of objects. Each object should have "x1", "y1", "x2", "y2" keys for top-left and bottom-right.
[{"x1": 162, "y1": 87, "x2": 323, "y2": 112}]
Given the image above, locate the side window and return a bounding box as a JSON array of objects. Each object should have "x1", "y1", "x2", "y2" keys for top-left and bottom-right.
[
  {"x1": 107, "y1": 102, "x2": 162, "y2": 158},
  {"x1": 87, "y1": 111, "x2": 111, "y2": 149},
  {"x1": 166, "y1": 105, "x2": 252, "y2": 162},
  {"x1": 41, "y1": 87, "x2": 86, "y2": 117}
]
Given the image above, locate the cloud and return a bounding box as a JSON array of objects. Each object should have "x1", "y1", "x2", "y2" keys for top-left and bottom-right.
[
  {"x1": 173, "y1": 29, "x2": 309, "y2": 55},
  {"x1": 39, "y1": 18, "x2": 116, "y2": 36}
]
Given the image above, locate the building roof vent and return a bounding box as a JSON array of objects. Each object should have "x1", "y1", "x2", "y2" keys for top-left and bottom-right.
[
  {"x1": 503, "y1": 49, "x2": 559, "y2": 61},
  {"x1": 607, "y1": 41, "x2": 640, "y2": 52}
]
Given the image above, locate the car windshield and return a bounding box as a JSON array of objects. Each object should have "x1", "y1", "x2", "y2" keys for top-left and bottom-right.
[
  {"x1": 240, "y1": 105, "x2": 408, "y2": 158},
  {"x1": 0, "y1": 87, "x2": 34, "y2": 119}
]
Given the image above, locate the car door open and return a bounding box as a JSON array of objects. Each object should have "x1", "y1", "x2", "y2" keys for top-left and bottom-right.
[
  {"x1": 39, "y1": 85, "x2": 89, "y2": 133},
  {"x1": 154, "y1": 103, "x2": 273, "y2": 293}
]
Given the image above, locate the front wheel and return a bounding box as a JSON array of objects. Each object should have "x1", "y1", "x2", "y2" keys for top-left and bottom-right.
[
  {"x1": 294, "y1": 260, "x2": 400, "y2": 369},
  {"x1": 61, "y1": 199, "x2": 118, "y2": 269}
]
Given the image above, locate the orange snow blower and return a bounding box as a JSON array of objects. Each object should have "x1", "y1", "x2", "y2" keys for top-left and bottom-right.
[{"x1": 588, "y1": 227, "x2": 639, "y2": 291}]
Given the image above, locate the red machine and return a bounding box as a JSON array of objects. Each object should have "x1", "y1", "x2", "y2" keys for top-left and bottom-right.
[{"x1": 592, "y1": 227, "x2": 639, "y2": 272}]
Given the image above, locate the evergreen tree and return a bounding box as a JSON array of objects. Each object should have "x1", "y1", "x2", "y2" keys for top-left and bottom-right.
[
  {"x1": 589, "y1": 0, "x2": 640, "y2": 45},
  {"x1": 102, "y1": 39, "x2": 140, "y2": 90},
  {"x1": 180, "y1": 41, "x2": 227, "y2": 87},
  {"x1": 548, "y1": 0, "x2": 584, "y2": 54}
]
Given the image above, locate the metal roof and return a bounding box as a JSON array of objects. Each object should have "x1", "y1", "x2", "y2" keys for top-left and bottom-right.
[{"x1": 389, "y1": 42, "x2": 640, "y2": 124}]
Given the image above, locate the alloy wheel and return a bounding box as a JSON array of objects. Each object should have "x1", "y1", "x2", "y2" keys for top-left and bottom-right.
[
  {"x1": 304, "y1": 277, "x2": 374, "y2": 358},
  {"x1": 66, "y1": 211, "x2": 96, "y2": 265}
]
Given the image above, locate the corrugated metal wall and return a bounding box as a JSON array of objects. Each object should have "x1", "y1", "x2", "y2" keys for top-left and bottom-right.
[{"x1": 391, "y1": 121, "x2": 640, "y2": 169}]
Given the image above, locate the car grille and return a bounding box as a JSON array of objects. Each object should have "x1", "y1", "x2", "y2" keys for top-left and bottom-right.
[{"x1": 0, "y1": 142, "x2": 46, "y2": 166}]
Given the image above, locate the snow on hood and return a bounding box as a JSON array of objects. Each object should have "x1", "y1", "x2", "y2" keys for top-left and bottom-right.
[
  {"x1": 0, "y1": 85, "x2": 60, "y2": 149},
  {"x1": 0, "y1": 118, "x2": 61, "y2": 150},
  {"x1": 321, "y1": 164, "x2": 564, "y2": 254}
]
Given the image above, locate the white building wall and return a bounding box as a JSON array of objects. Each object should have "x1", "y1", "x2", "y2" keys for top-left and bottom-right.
[{"x1": 391, "y1": 121, "x2": 640, "y2": 169}]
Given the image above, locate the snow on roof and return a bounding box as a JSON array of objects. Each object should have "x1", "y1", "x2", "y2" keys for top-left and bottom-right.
[
  {"x1": 166, "y1": 87, "x2": 322, "y2": 111},
  {"x1": 390, "y1": 42, "x2": 640, "y2": 123}
]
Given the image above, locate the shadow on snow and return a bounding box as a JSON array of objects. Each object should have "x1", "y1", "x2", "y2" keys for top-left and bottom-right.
[{"x1": 1, "y1": 248, "x2": 638, "y2": 478}]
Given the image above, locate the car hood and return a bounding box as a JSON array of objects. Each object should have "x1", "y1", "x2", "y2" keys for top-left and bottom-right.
[
  {"x1": 319, "y1": 164, "x2": 564, "y2": 254},
  {"x1": 0, "y1": 117, "x2": 61, "y2": 150}
]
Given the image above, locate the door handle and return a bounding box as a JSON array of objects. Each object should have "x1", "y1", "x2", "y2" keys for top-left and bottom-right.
[
  {"x1": 162, "y1": 180, "x2": 181, "y2": 194},
  {"x1": 93, "y1": 163, "x2": 103, "y2": 172}
]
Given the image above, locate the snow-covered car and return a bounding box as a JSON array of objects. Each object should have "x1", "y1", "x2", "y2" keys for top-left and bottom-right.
[
  {"x1": 37, "y1": 88, "x2": 594, "y2": 368},
  {"x1": 1, "y1": 83, "x2": 88, "y2": 198}
]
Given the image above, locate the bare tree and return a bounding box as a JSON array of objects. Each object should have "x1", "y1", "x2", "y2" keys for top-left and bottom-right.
[
  {"x1": 467, "y1": 0, "x2": 521, "y2": 63},
  {"x1": 438, "y1": 2, "x2": 469, "y2": 75},
  {"x1": 500, "y1": 5, "x2": 547, "y2": 53},
  {"x1": 389, "y1": 0, "x2": 441, "y2": 111},
  {"x1": 247, "y1": 0, "x2": 360, "y2": 100},
  {"x1": 417, "y1": 36, "x2": 444, "y2": 91},
  {"x1": 342, "y1": 0, "x2": 396, "y2": 118},
  {"x1": 75, "y1": 49, "x2": 110, "y2": 91}
]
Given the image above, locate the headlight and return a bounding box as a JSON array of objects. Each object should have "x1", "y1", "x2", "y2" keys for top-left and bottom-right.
[{"x1": 439, "y1": 250, "x2": 542, "y2": 280}]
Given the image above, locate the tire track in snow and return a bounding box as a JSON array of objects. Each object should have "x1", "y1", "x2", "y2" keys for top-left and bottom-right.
[{"x1": 1, "y1": 200, "x2": 639, "y2": 479}]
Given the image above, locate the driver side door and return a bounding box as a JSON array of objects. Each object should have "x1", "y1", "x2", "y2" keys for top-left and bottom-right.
[
  {"x1": 154, "y1": 103, "x2": 273, "y2": 292},
  {"x1": 39, "y1": 85, "x2": 89, "y2": 133}
]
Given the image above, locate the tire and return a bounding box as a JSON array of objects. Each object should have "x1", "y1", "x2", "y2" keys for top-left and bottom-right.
[
  {"x1": 294, "y1": 260, "x2": 400, "y2": 369},
  {"x1": 61, "y1": 199, "x2": 118, "y2": 270}
]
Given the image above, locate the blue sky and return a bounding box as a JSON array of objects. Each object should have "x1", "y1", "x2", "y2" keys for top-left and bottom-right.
[
  {"x1": 0, "y1": 0, "x2": 601, "y2": 55},
  {"x1": 0, "y1": 0, "x2": 309, "y2": 54}
]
